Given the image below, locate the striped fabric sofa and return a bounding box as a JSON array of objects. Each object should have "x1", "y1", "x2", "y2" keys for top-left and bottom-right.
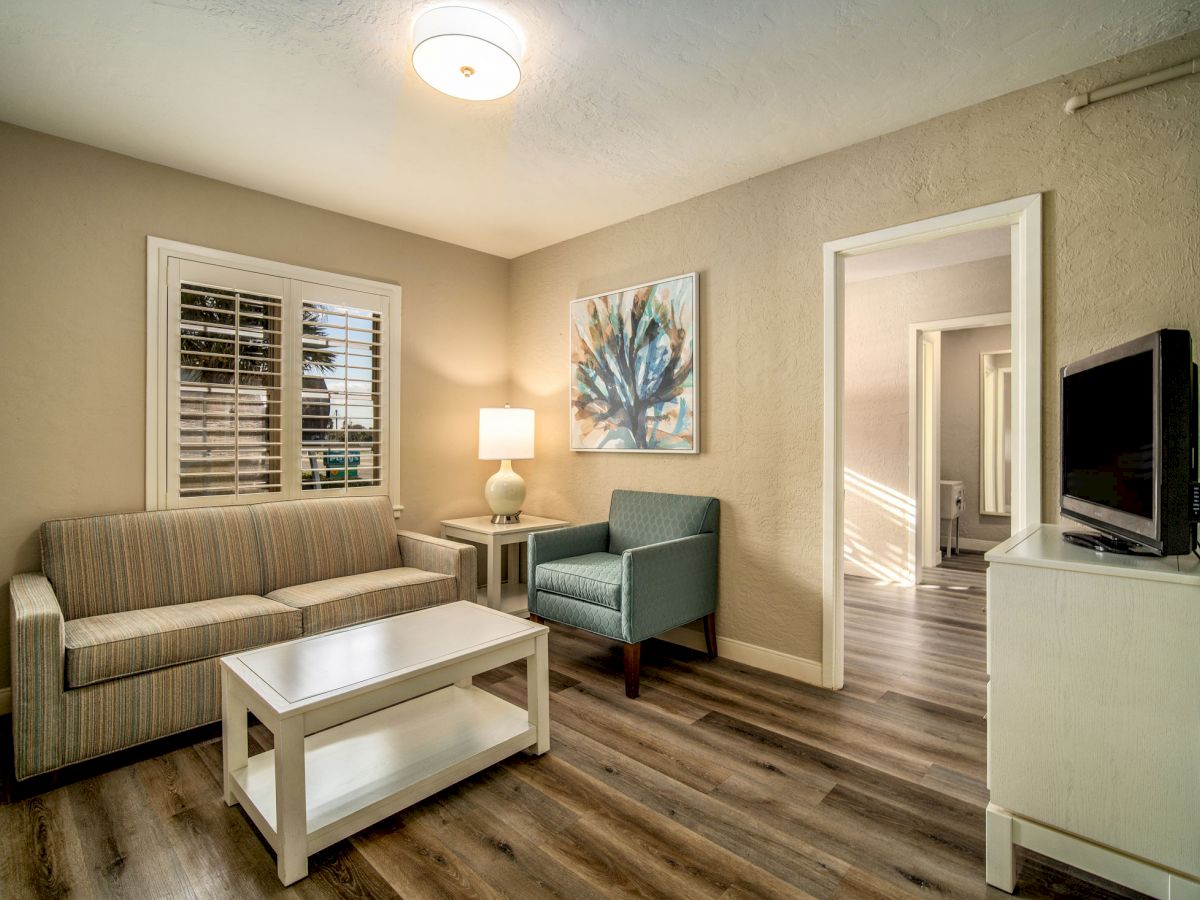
[{"x1": 9, "y1": 496, "x2": 475, "y2": 780}]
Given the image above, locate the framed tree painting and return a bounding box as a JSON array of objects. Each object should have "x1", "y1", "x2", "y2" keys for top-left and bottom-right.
[{"x1": 569, "y1": 272, "x2": 698, "y2": 453}]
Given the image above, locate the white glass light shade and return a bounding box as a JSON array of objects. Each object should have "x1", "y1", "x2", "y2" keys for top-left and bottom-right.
[
  {"x1": 412, "y1": 6, "x2": 522, "y2": 101},
  {"x1": 479, "y1": 407, "x2": 534, "y2": 460}
]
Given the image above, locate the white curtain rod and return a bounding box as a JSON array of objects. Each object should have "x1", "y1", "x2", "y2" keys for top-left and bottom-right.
[{"x1": 1065, "y1": 57, "x2": 1199, "y2": 113}]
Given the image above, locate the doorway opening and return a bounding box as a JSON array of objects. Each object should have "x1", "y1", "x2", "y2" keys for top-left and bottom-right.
[
  {"x1": 910, "y1": 311, "x2": 1013, "y2": 584},
  {"x1": 821, "y1": 195, "x2": 1042, "y2": 690}
]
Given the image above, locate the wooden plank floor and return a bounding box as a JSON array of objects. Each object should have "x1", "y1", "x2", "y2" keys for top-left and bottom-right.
[
  {"x1": 1, "y1": 563, "x2": 1146, "y2": 899},
  {"x1": 937, "y1": 550, "x2": 990, "y2": 575}
]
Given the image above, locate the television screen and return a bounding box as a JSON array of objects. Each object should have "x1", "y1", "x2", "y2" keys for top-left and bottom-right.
[
  {"x1": 1062, "y1": 349, "x2": 1154, "y2": 518},
  {"x1": 1060, "y1": 328, "x2": 1196, "y2": 557}
]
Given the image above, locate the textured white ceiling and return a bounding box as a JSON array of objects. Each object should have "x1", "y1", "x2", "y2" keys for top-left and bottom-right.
[
  {"x1": 1, "y1": 1, "x2": 1196, "y2": 258},
  {"x1": 844, "y1": 227, "x2": 1011, "y2": 283}
]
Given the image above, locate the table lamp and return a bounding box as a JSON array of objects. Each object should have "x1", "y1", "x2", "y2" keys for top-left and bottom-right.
[{"x1": 479, "y1": 406, "x2": 534, "y2": 524}]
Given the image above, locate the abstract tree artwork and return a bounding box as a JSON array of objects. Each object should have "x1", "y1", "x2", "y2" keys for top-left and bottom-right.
[{"x1": 569, "y1": 273, "x2": 698, "y2": 452}]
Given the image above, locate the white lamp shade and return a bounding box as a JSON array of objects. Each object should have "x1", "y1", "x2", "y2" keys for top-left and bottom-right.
[
  {"x1": 479, "y1": 407, "x2": 534, "y2": 460},
  {"x1": 412, "y1": 6, "x2": 522, "y2": 101}
]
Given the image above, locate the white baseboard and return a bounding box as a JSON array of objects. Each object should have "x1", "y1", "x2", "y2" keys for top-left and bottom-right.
[
  {"x1": 659, "y1": 627, "x2": 824, "y2": 687},
  {"x1": 988, "y1": 802, "x2": 1200, "y2": 899},
  {"x1": 0, "y1": 687, "x2": 11, "y2": 716},
  {"x1": 957, "y1": 537, "x2": 1002, "y2": 552}
]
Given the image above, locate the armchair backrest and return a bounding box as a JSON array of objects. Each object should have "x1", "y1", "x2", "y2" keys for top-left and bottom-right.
[{"x1": 607, "y1": 489, "x2": 720, "y2": 554}]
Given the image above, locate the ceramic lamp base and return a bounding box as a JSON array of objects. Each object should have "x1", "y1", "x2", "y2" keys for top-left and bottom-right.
[{"x1": 484, "y1": 459, "x2": 525, "y2": 520}]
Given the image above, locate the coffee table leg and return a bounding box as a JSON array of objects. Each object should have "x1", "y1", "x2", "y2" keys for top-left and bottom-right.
[
  {"x1": 274, "y1": 717, "x2": 308, "y2": 885},
  {"x1": 221, "y1": 669, "x2": 247, "y2": 806},
  {"x1": 527, "y1": 632, "x2": 550, "y2": 754}
]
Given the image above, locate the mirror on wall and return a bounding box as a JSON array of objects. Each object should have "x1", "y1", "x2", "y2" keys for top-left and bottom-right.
[{"x1": 980, "y1": 350, "x2": 1012, "y2": 517}]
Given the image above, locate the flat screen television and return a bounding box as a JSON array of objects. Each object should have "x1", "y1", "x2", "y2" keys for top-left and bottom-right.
[{"x1": 1059, "y1": 329, "x2": 1197, "y2": 557}]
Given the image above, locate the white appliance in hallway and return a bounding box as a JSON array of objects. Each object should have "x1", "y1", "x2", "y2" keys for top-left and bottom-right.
[{"x1": 940, "y1": 479, "x2": 964, "y2": 555}]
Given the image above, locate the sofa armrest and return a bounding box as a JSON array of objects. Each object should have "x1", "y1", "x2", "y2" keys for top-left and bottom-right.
[
  {"x1": 621, "y1": 532, "x2": 718, "y2": 644},
  {"x1": 397, "y1": 531, "x2": 478, "y2": 604},
  {"x1": 10, "y1": 573, "x2": 66, "y2": 780},
  {"x1": 528, "y1": 522, "x2": 610, "y2": 612}
]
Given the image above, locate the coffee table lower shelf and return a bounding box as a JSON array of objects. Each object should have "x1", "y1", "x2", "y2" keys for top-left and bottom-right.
[{"x1": 227, "y1": 685, "x2": 534, "y2": 857}]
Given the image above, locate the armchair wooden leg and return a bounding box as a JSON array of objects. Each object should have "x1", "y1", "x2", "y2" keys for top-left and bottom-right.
[
  {"x1": 529, "y1": 614, "x2": 544, "y2": 624},
  {"x1": 623, "y1": 642, "x2": 641, "y2": 699},
  {"x1": 703, "y1": 613, "x2": 717, "y2": 659}
]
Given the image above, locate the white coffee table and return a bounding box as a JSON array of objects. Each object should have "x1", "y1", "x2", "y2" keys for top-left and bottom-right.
[{"x1": 220, "y1": 601, "x2": 550, "y2": 885}]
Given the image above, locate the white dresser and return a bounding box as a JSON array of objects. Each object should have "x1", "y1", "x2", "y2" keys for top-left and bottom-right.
[{"x1": 985, "y1": 525, "x2": 1200, "y2": 898}]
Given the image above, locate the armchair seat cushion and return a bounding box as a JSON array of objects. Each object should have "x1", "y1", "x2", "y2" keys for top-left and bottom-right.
[
  {"x1": 267, "y1": 567, "x2": 458, "y2": 635},
  {"x1": 64, "y1": 595, "x2": 301, "y2": 688},
  {"x1": 535, "y1": 552, "x2": 623, "y2": 610}
]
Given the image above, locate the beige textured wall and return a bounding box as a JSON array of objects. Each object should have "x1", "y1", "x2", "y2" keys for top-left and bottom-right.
[
  {"x1": 941, "y1": 326, "x2": 1013, "y2": 545},
  {"x1": 0, "y1": 123, "x2": 510, "y2": 691},
  {"x1": 2, "y1": 31, "x2": 1197, "y2": 691},
  {"x1": 509, "y1": 31, "x2": 1200, "y2": 664},
  {"x1": 843, "y1": 258, "x2": 1010, "y2": 581}
]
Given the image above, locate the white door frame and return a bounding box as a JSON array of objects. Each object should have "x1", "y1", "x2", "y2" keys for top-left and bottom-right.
[
  {"x1": 908, "y1": 312, "x2": 1012, "y2": 585},
  {"x1": 916, "y1": 328, "x2": 943, "y2": 581},
  {"x1": 822, "y1": 194, "x2": 1041, "y2": 690}
]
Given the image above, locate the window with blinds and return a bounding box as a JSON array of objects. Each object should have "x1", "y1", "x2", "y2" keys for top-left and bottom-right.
[
  {"x1": 155, "y1": 251, "x2": 394, "y2": 509},
  {"x1": 177, "y1": 281, "x2": 283, "y2": 499},
  {"x1": 300, "y1": 297, "x2": 383, "y2": 492}
]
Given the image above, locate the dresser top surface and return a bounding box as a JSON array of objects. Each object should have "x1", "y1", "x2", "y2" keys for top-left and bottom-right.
[{"x1": 987, "y1": 524, "x2": 1200, "y2": 585}]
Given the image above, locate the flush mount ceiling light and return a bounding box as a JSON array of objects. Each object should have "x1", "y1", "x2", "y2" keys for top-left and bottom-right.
[{"x1": 412, "y1": 6, "x2": 522, "y2": 101}]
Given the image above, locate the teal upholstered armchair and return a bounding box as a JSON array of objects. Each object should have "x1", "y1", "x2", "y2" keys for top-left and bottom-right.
[{"x1": 527, "y1": 489, "x2": 719, "y2": 698}]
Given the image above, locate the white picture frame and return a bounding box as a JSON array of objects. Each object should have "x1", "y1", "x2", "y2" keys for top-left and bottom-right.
[{"x1": 568, "y1": 272, "x2": 699, "y2": 453}]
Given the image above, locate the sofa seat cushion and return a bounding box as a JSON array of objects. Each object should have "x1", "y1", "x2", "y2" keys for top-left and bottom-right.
[
  {"x1": 64, "y1": 595, "x2": 301, "y2": 688},
  {"x1": 267, "y1": 567, "x2": 458, "y2": 635},
  {"x1": 535, "y1": 552, "x2": 623, "y2": 610}
]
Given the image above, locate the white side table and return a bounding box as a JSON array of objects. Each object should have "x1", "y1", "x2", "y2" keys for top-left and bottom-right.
[{"x1": 440, "y1": 515, "x2": 569, "y2": 616}]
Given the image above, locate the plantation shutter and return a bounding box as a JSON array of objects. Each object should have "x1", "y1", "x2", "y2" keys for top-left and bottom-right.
[
  {"x1": 169, "y1": 259, "x2": 286, "y2": 505},
  {"x1": 296, "y1": 281, "x2": 387, "y2": 494},
  {"x1": 158, "y1": 251, "x2": 393, "y2": 509}
]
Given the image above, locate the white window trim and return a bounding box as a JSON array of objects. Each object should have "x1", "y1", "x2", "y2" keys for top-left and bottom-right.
[{"x1": 146, "y1": 236, "x2": 403, "y2": 515}]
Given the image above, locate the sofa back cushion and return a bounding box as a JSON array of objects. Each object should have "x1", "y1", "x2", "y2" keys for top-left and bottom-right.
[
  {"x1": 607, "y1": 490, "x2": 720, "y2": 554},
  {"x1": 41, "y1": 506, "x2": 263, "y2": 620},
  {"x1": 252, "y1": 495, "x2": 401, "y2": 593}
]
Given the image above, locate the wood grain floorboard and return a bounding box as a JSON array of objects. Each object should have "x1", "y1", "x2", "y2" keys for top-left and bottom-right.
[
  {"x1": 938, "y1": 551, "x2": 990, "y2": 574},
  {"x1": 543, "y1": 716, "x2": 847, "y2": 896},
  {"x1": 0, "y1": 558, "x2": 1147, "y2": 898}
]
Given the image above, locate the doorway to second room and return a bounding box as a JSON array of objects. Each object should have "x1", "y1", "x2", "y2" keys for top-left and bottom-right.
[
  {"x1": 914, "y1": 315, "x2": 1013, "y2": 581},
  {"x1": 841, "y1": 228, "x2": 1015, "y2": 587}
]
